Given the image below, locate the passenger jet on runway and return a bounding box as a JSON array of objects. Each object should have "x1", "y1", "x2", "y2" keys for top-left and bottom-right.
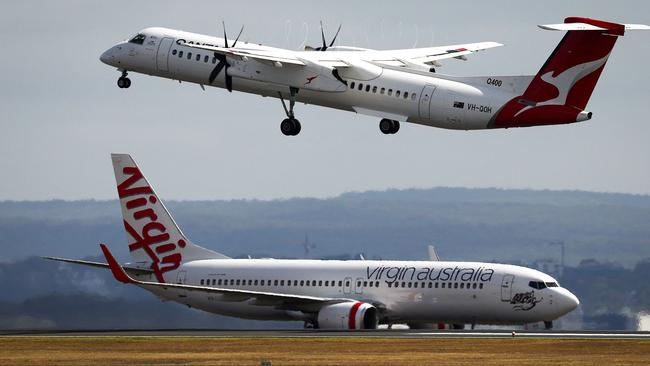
[
  {"x1": 45, "y1": 154, "x2": 579, "y2": 329},
  {"x1": 100, "y1": 17, "x2": 647, "y2": 135}
]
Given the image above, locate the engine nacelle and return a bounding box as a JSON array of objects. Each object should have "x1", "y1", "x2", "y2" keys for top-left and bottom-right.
[{"x1": 317, "y1": 302, "x2": 378, "y2": 329}]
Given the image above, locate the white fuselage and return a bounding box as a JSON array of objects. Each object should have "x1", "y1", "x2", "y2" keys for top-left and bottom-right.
[
  {"x1": 137, "y1": 258, "x2": 578, "y2": 326},
  {"x1": 100, "y1": 27, "x2": 519, "y2": 130}
]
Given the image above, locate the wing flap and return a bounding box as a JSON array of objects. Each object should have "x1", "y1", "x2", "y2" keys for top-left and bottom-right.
[{"x1": 367, "y1": 41, "x2": 503, "y2": 66}]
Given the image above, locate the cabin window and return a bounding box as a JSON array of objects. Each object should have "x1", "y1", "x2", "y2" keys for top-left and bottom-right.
[
  {"x1": 294, "y1": 280, "x2": 298, "y2": 286},
  {"x1": 375, "y1": 281, "x2": 379, "y2": 287},
  {"x1": 454, "y1": 283, "x2": 458, "y2": 289},
  {"x1": 479, "y1": 283, "x2": 484, "y2": 289},
  {"x1": 394, "y1": 282, "x2": 399, "y2": 288},
  {"x1": 404, "y1": 92, "x2": 409, "y2": 99},
  {"x1": 396, "y1": 90, "x2": 401, "y2": 97},
  {"x1": 380, "y1": 87, "x2": 386, "y2": 94},
  {"x1": 204, "y1": 55, "x2": 209, "y2": 63},
  {"x1": 212, "y1": 56, "x2": 217, "y2": 64},
  {"x1": 408, "y1": 282, "x2": 412, "y2": 288},
  {"x1": 473, "y1": 283, "x2": 477, "y2": 289},
  {"x1": 387, "y1": 282, "x2": 393, "y2": 288},
  {"x1": 411, "y1": 93, "x2": 417, "y2": 101},
  {"x1": 413, "y1": 282, "x2": 418, "y2": 288},
  {"x1": 546, "y1": 282, "x2": 559, "y2": 287},
  {"x1": 235, "y1": 279, "x2": 240, "y2": 286},
  {"x1": 372, "y1": 86, "x2": 377, "y2": 93},
  {"x1": 274, "y1": 280, "x2": 278, "y2": 286},
  {"x1": 178, "y1": 51, "x2": 184, "y2": 58},
  {"x1": 217, "y1": 279, "x2": 222, "y2": 286},
  {"x1": 325, "y1": 280, "x2": 329, "y2": 286},
  {"x1": 200, "y1": 279, "x2": 204, "y2": 285},
  {"x1": 128, "y1": 34, "x2": 146, "y2": 45},
  {"x1": 401, "y1": 282, "x2": 406, "y2": 288},
  {"x1": 338, "y1": 280, "x2": 343, "y2": 286},
  {"x1": 460, "y1": 283, "x2": 464, "y2": 289},
  {"x1": 195, "y1": 54, "x2": 201, "y2": 61},
  {"x1": 434, "y1": 282, "x2": 438, "y2": 288},
  {"x1": 388, "y1": 89, "x2": 393, "y2": 96},
  {"x1": 358, "y1": 83, "x2": 363, "y2": 91},
  {"x1": 350, "y1": 81, "x2": 356, "y2": 89},
  {"x1": 280, "y1": 280, "x2": 285, "y2": 286},
  {"x1": 187, "y1": 52, "x2": 192, "y2": 60},
  {"x1": 363, "y1": 281, "x2": 368, "y2": 287},
  {"x1": 345, "y1": 280, "x2": 350, "y2": 287},
  {"x1": 441, "y1": 283, "x2": 445, "y2": 288},
  {"x1": 318, "y1": 280, "x2": 323, "y2": 286},
  {"x1": 260, "y1": 280, "x2": 265, "y2": 286},
  {"x1": 212, "y1": 279, "x2": 216, "y2": 286},
  {"x1": 365, "y1": 85, "x2": 370, "y2": 92},
  {"x1": 369, "y1": 281, "x2": 373, "y2": 287},
  {"x1": 172, "y1": 49, "x2": 177, "y2": 56},
  {"x1": 300, "y1": 280, "x2": 304, "y2": 286},
  {"x1": 229, "y1": 279, "x2": 234, "y2": 286}
]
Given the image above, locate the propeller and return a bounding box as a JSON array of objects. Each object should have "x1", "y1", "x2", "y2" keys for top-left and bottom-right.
[
  {"x1": 208, "y1": 21, "x2": 244, "y2": 92},
  {"x1": 312, "y1": 21, "x2": 341, "y2": 51}
]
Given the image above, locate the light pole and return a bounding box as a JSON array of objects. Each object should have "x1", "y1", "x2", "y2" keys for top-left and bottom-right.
[{"x1": 549, "y1": 241, "x2": 565, "y2": 277}]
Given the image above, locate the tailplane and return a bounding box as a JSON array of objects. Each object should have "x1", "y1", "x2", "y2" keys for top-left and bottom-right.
[
  {"x1": 493, "y1": 17, "x2": 649, "y2": 128},
  {"x1": 111, "y1": 153, "x2": 229, "y2": 283}
]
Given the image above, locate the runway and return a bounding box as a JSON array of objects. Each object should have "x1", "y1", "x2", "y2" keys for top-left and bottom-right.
[{"x1": 3, "y1": 329, "x2": 649, "y2": 339}]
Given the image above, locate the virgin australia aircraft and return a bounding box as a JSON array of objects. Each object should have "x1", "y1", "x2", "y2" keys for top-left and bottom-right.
[
  {"x1": 45, "y1": 154, "x2": 579, "y2": 329},
  {"x1": 99, "y1": 17, "x2": 647, "y2": 136}
]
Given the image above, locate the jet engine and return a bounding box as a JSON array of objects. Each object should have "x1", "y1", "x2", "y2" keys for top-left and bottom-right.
[{"x1": 317, "y1": 302, "x2": 378, "y2": 329}]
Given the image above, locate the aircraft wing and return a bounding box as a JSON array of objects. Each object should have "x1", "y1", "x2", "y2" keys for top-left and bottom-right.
[
  {"x1": 180, "y1": 44, "x2": 306, "y2": 66},
  {"x1": 99, "y1": 244, "x2": 355, "y2": 312},
  {"x1": 365, "y1": 41, "x2": 503, "y2": 67},
  {"x1": 43, "y1": 256, "x2": 155, "y2": 276}
]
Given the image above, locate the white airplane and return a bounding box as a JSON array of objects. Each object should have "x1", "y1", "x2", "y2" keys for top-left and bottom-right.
[
  {"x1": 45, "y1": 154, "x2": 579, "y2": 329},
  {"x1": 100, "y1": 17, "x2": 647, "y2": 136}
]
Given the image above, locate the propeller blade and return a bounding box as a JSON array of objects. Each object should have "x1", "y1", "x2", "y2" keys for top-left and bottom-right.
[
  {"x1": 320, "y1": 21, "x2": 327, "y2": 49},
  {"x1": 232, "y1": 25, "x2": 244, "y2": 48},
  {"x1": 222, "y1": 20, "x2": 229, "y2": 48},
  {"x1": 329, "y1": 24, "x2": 342, "y2": 47},
  {"x1": 225, "y1": 71, "x2": 233, "y2": 92},
  {"x1": 208, "y1": 54, "x2": 227, "y2": 84}
]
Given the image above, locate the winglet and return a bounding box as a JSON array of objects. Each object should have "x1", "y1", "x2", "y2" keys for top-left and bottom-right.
[{"x1": 100, "y1": 243, "x2": 135, "y2": 284}]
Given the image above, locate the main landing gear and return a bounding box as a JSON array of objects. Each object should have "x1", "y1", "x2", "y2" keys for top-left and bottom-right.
[
  {"x1": 278, "y1": 87, "x2": 301, "y2": 136},
  {"x1": 379, "y1": 118, "x2": 400, "y2": 134},
  {"x1": 117, "y1": 70, "x2": 131, "y2": 89}
]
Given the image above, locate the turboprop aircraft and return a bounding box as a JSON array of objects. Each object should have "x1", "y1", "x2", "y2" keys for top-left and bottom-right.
[
  {"x1": 100, "y1": 17, "x2": 647, "y2": 136},
  {"x1": 45, "y1": 154, "x2": 579, "y2": 329}
]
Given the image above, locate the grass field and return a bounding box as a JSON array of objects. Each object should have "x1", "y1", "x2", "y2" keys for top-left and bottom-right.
[{"x1": 1, "y1": 337, "x2": 649, "y2": 365}]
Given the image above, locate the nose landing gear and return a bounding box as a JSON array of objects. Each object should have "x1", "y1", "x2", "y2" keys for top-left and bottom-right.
[
  {"x1": 278, "y1": 87, "x2": 301, "y2": 136},
  {"x1": 117, "y1": 70, "x2": 131, "y2": 89},
  {"x1": 379, "y1": 118, "x2": 400, "y2": 134}
]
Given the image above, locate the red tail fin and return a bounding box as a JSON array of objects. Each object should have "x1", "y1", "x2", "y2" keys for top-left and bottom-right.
[{"x1": 493, "y1": 17, "x2": 631, "y2": 128}]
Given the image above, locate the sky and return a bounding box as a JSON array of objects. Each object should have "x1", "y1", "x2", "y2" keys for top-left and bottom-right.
[{"x1": 0, "y1": 0, "x2": 649, "y2": 201}]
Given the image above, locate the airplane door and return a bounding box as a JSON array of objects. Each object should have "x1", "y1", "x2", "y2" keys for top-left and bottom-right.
[
  {"x1": 354, "y1": 277, "x2": 364, "y2": 295},
  {"x1": 156, "y1": 37, "x2": 174, "y2": 72},
  {"x1": 176, "y1": 270, "x2": 188, "y2": 298},
  {"x1": 418, "y1": 85, "x2": 436, "y2": 119},
  {"x1": 343, "y1": 277, "x2": 352, "y2": 295},
  {"x1": 501, "y1": 274, "x2": 514, "y2": 302}
]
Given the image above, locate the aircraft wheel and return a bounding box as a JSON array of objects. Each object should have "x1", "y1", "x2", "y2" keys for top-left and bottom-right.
[
  {"x1": 379, "y1": 118, "x2": 393, "y2": 134},
  {"x1": 391, "y1": 121, "x2": 400, "y2": 134},
  {"x1": 117, "y1": 77, "x2": 131, "y2": 89},
  {"x1": 281, "y1": 118, "x2": 300, "y2": 136}
]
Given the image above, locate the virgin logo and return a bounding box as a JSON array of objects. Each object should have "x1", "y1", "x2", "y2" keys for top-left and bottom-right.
[{"x1": 117, "y1": 166, "x2": 184, "y2": 282}]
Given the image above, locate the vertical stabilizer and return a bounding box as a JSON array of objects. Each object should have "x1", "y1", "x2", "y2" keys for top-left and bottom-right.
[{"x1": 111, "y1": 153, "x2": 229, "y2": 283}]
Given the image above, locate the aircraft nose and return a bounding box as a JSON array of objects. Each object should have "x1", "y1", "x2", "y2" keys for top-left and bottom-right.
[
  {"x1": 100, "y1": 47, "x2": 114, "y2": 65},
  {"x1": 558, "y1": 289, "x2": 580, "y2": 313}
]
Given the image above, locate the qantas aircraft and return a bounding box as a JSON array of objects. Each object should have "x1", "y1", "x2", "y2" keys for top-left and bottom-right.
[
  {"x1": 46, "y1": 154, "x2": 579, "y2": 329},
  {"x1": 100, "y1": 17, "x2": 647, "y2": 136}
]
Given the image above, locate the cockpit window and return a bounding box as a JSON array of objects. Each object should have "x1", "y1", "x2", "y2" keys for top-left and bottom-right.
[
  {"x1": 545, "y1": 282, "x2": 559, "y2": 287},
  {"x1": 129, "y1": 34, "x2": 146, "y2": 45},
  {"x1": 529, "y1": 281, "x2": 548, "y2": 289}
]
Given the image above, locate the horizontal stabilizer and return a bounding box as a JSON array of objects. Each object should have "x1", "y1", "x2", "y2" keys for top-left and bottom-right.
[
  {"x1": 539, "y1": 17, "x2": 650, "y2": 36},
  {"x1": 43, "y1": 255, "x2": 154, "y2": 276}
]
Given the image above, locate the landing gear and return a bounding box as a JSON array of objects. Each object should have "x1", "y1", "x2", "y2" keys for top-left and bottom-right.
[
  {"x1": 544, "y1": 321, "x2": 553, "y2": 330},
  {"x1": 379, "y1": 118, "x2": 400, "y2": 134},
  {"x1": 117, "y1": 70, "x2": 131, "y2": 89},
  {"x1": 278, "y1": 87, "x2": 301, "y2": 136}
]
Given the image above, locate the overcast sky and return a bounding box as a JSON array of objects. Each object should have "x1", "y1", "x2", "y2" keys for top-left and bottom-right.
[{"x1": 0, "y1": 0, "x2": 648, "y2": 201}]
